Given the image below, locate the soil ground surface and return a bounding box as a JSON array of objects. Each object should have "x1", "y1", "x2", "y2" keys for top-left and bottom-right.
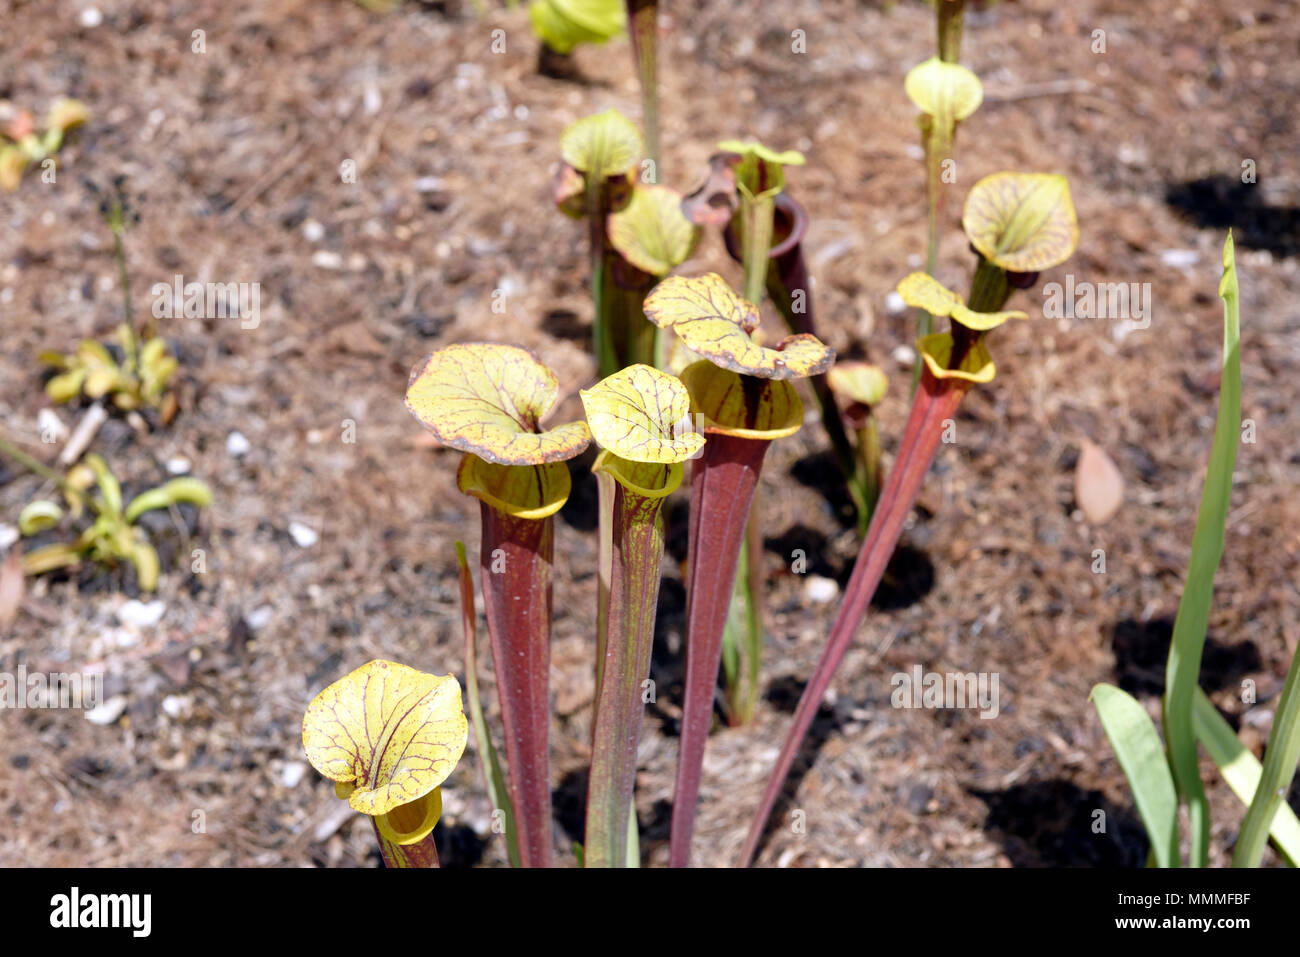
[{"x1": 1, "y1": 0, "x2": 1298, "y2": 867}]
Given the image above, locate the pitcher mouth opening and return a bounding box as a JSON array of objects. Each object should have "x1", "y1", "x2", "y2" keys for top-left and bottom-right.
[
  {"x1": 722, "y1": 191, "x2": 809, "y2": 263},
  {"x1": 375, "y1": 788, "x2": 442, "y2": 846}
]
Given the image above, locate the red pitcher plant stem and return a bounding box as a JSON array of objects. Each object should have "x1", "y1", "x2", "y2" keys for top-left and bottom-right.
[
  {"x1": 670, "y1": 433, "x2": 771, "y2": 867},
  {"x1": 740, "y1": 366, "x2": 972, "y2": 865},
  {"x1": 479, "y1": 502, "x2": 555, "y2": 869}
]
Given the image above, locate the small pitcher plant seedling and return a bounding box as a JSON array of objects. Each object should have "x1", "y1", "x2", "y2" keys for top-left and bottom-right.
[
  {"x1": 2, "y1": 445, "x2": 212, "y2": 592},
  {"x1": 741, "y1": 171, "x2": 1078, "y2": 865},
  {"x1": 640, "y1": 272, "x2": 834, "y2": 866},
  {"x1": 40, "y1": 326, "x2": 178, "y2": 412},
  {"x1": 1091, "y1": 234, "x2": 1300, "y2": 868},
  {"x1": 41, "y1": 178, "x2": 181, "y2": 419},
  {"x1": 405, "y1": 343, "x2": 591, "y2": 868},
  {"x1": 579, "y1": 364, "x2": 703, "y2": 867},
  {"x1": 0, "y1": 97, "x2": 88, "y2": 191},
  {"x1": 302, "y1": 660, "x2": 469, "y2": 868},
  {"x1": 715, "y1": 141, "x2": 806, "y2": 309}
]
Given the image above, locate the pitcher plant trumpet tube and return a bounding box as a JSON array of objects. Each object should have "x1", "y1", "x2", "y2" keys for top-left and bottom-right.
[
  {"x1": 605, "y1": 182, "x2": 701, "y2": 368},
  {"x1": 642, "y1": 272, "x2": 834, "y2": 866},
  {"x1": 406, "y1": 343, "x2": 591, "y2": 868},
  {"x1": 579, "y1": 364, "x2": 704, "y2": 866},
  {"x1": 302, "y1": 659, "x2": 468, "y2": 868},
  {"x1": 904, "y1": 49, "x2": 982, "y2": 388},
  {"x1": 741, "y1": 172, "x2": 1077, "y2": 866},
  {"x1": 555, "y1": 109, "x2": 643, "y2": 376},
  {"x1": 723, "y1": 191, "x2": 870, "y2": 530}
]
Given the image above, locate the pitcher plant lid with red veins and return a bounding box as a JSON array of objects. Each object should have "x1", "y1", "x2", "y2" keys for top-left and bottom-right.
[
  {"x1": 580, "y1": 363, "x2": 704, "y2": 497},
  {"x1": 302, "y1": 659, "x2": 468, "y2": 844},
  {"x1": 643, "y1": 273, "x2": 834, "y2": 380},
  {"x1": 962, "y1": 172, "x2": 1079, "y2": 273},
  {"x1": 405, "y1": 342, "x2": 591, "y2": 466}
]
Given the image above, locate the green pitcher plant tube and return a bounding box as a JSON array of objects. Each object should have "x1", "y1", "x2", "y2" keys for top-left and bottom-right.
[
  {"x1": 741, "y1": 172, "x2": 1077, "y2": 865},
  {"x1": 642, "y1": 273, "x2": 834, "y2": 866},
  {"x1": 579, "y1": 364, "x2": 704, "y2": 866},
  {"x1": 406, "y1": 343, "x2": 591, "y2": 868},
  {"x1": 302, "y1": 659, "x2": 469, "y2": 869}
]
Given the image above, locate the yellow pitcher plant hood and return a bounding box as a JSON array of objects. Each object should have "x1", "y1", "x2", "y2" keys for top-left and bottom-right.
[
  {"x1": 962, "y1": 172, "x2": 1078, "y2": 273},
  {"x1": 406, "y1": 343, "x2": 591, "y2": 466},
  {"x1": 580, "y1": 364, "x2": 703, "y2": 497},
  {"x1": 826, "y1": 362, "x2": 888, "y2": 410},
  {"x1": 302, "y1": 660, "x2": 469, "y2": 844},
  {"x1": 905, "y1": 57, "x2": 983, "y2": 132},
  {"x1": 896, "y1": 272, "x2": 1028, "y2": 333},
  {"x1": 607, "y1": 184, "x2": 701, "y2": 278},
  {"x1": 560, "y1": 109, "x2": 642, "y2": 182},
  {"x1": 643, "y1": 273, "x2": 834, "y2": 380}
]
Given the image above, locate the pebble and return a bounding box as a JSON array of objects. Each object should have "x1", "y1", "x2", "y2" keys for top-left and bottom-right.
[
  {"x1": 85, "y1": 695, "x2": 127, "y2": 726},
  {"x1": 1159, "y1": 249, "x2": 1200, "y2": 269},
  {"x1": 226, "y1": 430, "x2": 251, "y2": 457},
  {"x1": 311, "y1": 250, "x2": 343, "y2": 270},
  {"x1": 803, "y1": 575, "x2": 839, "y2": 604},
  {"x1": 246, "y1": 605, "x2": 274, "y2": 631},
  {"x1": 415, "y1": 176, "x2": 444, "y2": 193},
  {"x1": 289, "y1": 522, "x2": 318, "y2": 548},
  {"x1": 885, "y1": 291, "x2": 907, "y2": 315},
  {"x1": 281, "y1": 761, "x2": 308, "y2": 788},
  {"x1": 78, "y1": 7, "x2": 103, "y2": 28},
  {"x1": 161, "y1": 694, "x2": 190, "y2": 719},
  {"x1": 891, "y1": 343, "x2": 917, "y2": 366},
  {"x1": 165, "y1": 456, "x2": 191, "y2": 475},
  {"x1": 118, "y1": 599, "x2": 165, "y2": 628},
  {"x1": 37, "y1": 408, "x2": 67, "y2": 442},
  {"x1": 302, "y1": 219, "x2": 325, "y2": 243},
  {"x1": 0, "y1": 524, "x2": 18, "y2": 551}
]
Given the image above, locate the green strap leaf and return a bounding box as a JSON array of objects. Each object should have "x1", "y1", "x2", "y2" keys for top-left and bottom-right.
[
  {"x1": 1193, "y1": 689, "x2": 1300, "y2": 867},
  {"x1": 1090, "y1": 683, "x2": 1179, "y2": 868},
  {"x1": 1232, "y1": 635, "x2": 1300, "y2": 866},
  {"x1": 1162, "y1": 231, "x2": 1243, "y2": 867}
]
